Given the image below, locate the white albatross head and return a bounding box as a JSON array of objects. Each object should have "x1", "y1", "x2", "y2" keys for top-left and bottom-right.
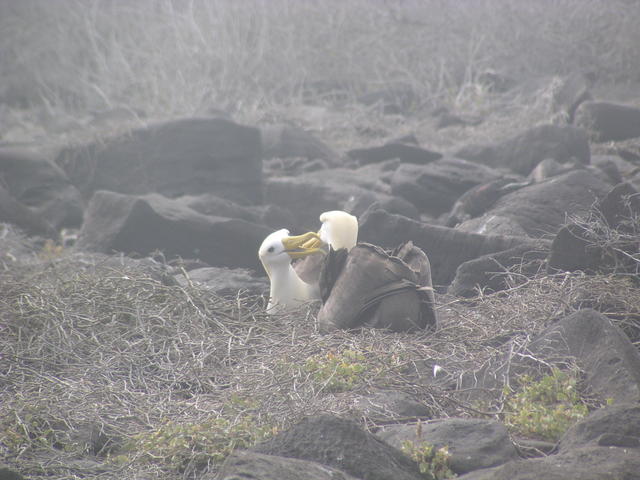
[
  {"x1": 258, "y1": 228, "x2": 323, "y2": 312},
  {"x1": 318, "y1": 210, "x2": 358, "y2": 251}
]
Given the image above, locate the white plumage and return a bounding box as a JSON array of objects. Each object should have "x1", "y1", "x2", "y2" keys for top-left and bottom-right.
[
  {"x1": 257, "y1": 211, "x2": 358, "y2": 312},
  {"x1": 318, "y1": 210, "x2": 358, "y2": 251},
  {"x1": 258, "y1": 228, "x2": 320, "y2": 312}
]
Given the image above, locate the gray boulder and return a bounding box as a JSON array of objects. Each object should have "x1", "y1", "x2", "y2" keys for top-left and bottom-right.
[
  {"x1": 457, "y1": 215, "x2": 529, "y2": 237},
  {"x1": 575, "y1": 100, "x2": 640, "y2": 142},
  {"x1": 457, "y1": 169, "x2": 611, "y2": 238},
  {"x1": 455, "y1": 124, "x2": 590, "y2": 175},
  {"x1": 358, "y1": 208, "x2": 538, "y2": 286},
  {"x1": 559, "y1": 403, "x2": 640, "y2": 452},
  {"x1": 343, "y1": 191, "x2": 420, "y2": 220},
  {"x1": 391, "y1": 156, "x2": 511, "y2": 216},
  {"x1": 261, "y1": 124, "x2": 340, "y2": 164},
  {"x1": 548, "y1": 182, "x2": 640, "y2": 274},
  {"x1": 530, "y1": 309, "x2": 640, "y2": 404},
  {"x1": 352, "y1": 390, "x2": 433, "y2": 422},
  {"x1": 76, "y1": 191, "x2": 271, "y2": 271},
  {"x1": 460, "y1": 309, "x2": 640, "y2": 405},
  {"x1": 445, "y1": 178, "x2": 530, "y2": 227},
  {"x1": 215, "y1": 450, "x2": 359, "y2": 480},
  {"x1": 264, "y1": 164, "x2": 394, "y2": 231},
  {"x1": 0, "y1": 184, "x2": 59, "y2": 239},
  {"x1": 0, "y1": 147, "x2": 83, "y2": 230},
  {"x1": 177, "y1": 193, "x2": 293, "y2": 230},
  {"x1": 378, "y1": 418, "x2": 519, "y2": 475},
  {"x1": 448, "y1": 239, "x2": 550, "y2": 297},
  {"x1": 252, "y1": 414, "x2": 423, "y2": 480},
  {"x1": 457, "y1": 446, "x2": 640, "y2": 480},
  {"x1": 56, "y1": 117, "x2": 262, "y2": 204},
  {"x1": 348, "y1": 142, "x2": 442, "y2": 165}
]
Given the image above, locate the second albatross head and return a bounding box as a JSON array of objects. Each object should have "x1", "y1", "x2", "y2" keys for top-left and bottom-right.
[{"x1": 318, "y1": 210, "x2": 358, "y2": 251}]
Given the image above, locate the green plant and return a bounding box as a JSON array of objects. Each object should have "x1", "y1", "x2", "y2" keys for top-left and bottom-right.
[
  {"x1": 401, "y1": 439, "x2": 455, "y2": 480},
  {"x1": 303, "y1": 349, "x2": 369, "y2": 393},
  {"x1": 119, "y1": 415, "x2": 274, "y2": 472},
  {"x1": 503, "y1": 368, "x2": 588, "y2": 441}
]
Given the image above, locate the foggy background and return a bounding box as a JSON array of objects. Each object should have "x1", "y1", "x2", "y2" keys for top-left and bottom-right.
[{"x1": 2, "y1": 0, "x2": 639, "y2": 141}]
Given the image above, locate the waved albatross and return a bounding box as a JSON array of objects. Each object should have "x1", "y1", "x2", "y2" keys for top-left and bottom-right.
[
  {"x1": 290, "y1": 210, "x2": 437, "y2": 332},
  {"x1": 257, "y1": 211, "x2": 357, "y2": 311}
]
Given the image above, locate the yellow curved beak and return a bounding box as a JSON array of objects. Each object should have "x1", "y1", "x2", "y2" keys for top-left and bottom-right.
[{"x1": 282, "y1": 231, "x2": 326, "y2": 259}]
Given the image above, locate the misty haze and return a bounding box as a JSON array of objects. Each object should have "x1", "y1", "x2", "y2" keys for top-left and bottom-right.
[{"x1": 1, "y1": 1, "x2": 640, "y2": 479}]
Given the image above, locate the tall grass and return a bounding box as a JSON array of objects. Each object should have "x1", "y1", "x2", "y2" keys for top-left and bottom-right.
[{"x1": 1, "y1": 0, "x2": 639, "y2": 121}]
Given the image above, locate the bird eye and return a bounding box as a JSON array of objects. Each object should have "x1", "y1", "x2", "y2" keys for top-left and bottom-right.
[{"x1": 267, "y1": 246, "x2": 275, "y2": 253}]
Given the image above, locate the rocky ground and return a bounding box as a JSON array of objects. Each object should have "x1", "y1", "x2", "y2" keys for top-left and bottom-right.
[{"x1": 1, "y1": 2, "x2": 640, "y2": 479}]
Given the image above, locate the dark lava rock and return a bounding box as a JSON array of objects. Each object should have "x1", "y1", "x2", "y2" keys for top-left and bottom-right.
[
  {"x1": 457, "y1": 169, "x2": 611, "y2": 238},
  {"x1": 448, "y1": 239, "x2": 550, "y2": 297},
  {"x1": 252, "y1": 414, "x2": 423, "y2": 480},
  {"x1": 0, "y1": 184, "x2": 58, "y2": 239},
  {"x1": 264, "y1": 165, "x2": 394, "y2": 232},
  {"x1": 575, "y1": 100, "x2": 640, "y2": 142},
  {"x1": 457, "y1": 446, "x2": 640, "y2": 480},
  {"x1": 391, "y1": 156, "x2": 511, "y2": 216},
  {"x1": 455, "y1": 124, "x2": 590, "y2": 175},
  {"x1": 548, "y1": 182, "x2": 640, "y2": 274},
  {"x1": 445, "y1": 178, "x2": 530, "y2": 227},
  {"x1": 359, "y1": 208, "x2": 538, "y2": 286},
  {"x1": 460, "y1": 309, "x2": 640, "y2": 405},
  {"x1": 456, "y1": 215, "x2": 530, "y2": 237},
  {"x1": 76, "y1": 191, "x2": 271, "y2": 271},
  {"x1": 348, "y1": 142, "x2": 442, "y2": 165},
  {"x1": 261, "y1": 124, "x2": 340, "y2": 164},
  {"x1": 215, "y1": 450, "x2": 359, "y2": 480},
  {"x1": 177, "y1": 193, "x2": 293, "y2": 230},
  {"x1": 352, "y1": 390, "x2": 432, "y2": 421},
  {"x1": 378, "y1": 418, "x2": 519, "y2": 475},
  {"x1": 527, "y1": 158, "x2": 578, "y2": 183},
  {"x1": 0, "y1": 147, "x2": 83, "y2": 229},
  {"x1": 343, "y1": 191, "x2": 420, "y2": 220},
  {"x1": 559, "y1": 403, "x2": 640, "y2": 452},
  {"x1": 590, "y1": 155, "x2": 624, "y2": 184},
  {"x1": 56, "y1": 117, "x2": 262, "y2": 204},
  {"x1": 548, "y1": 223, "x2": 603, "y2": 273},
  {"x1": 597, "y1": 181, "x2": 640, "y2": 227}
]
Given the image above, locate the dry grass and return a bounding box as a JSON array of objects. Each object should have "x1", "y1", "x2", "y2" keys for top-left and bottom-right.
[{"x1": 1, "y1": 248, "x2": 638, "y2": 479}]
